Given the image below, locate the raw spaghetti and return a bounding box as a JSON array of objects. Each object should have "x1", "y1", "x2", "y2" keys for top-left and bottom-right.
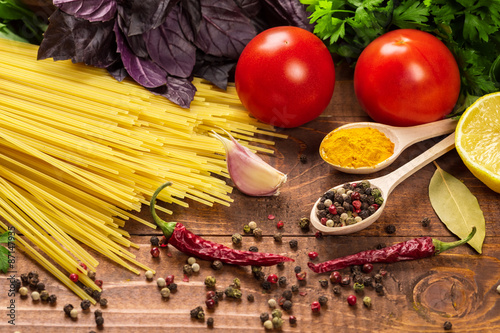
[{"x1": 0, "y1": 38, "x2": 286, "y2": 300}]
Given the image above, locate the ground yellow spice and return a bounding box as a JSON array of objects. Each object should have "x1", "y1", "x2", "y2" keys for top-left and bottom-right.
[{"x1": 320, "y1": 127, "x2": 395, "y2": 168}]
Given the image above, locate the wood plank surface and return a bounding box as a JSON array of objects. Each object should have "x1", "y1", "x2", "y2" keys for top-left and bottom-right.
[{"x1": 1, "y1": 62, "x2": 499, "y2": 333}]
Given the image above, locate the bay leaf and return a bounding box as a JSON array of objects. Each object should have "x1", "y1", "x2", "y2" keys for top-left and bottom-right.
[{"x1": 429, "y1": 163, "x2": 485, "y2": 253}]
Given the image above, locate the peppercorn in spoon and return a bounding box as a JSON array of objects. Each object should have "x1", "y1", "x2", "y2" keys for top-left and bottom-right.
[
  {"x1": 320, "y1": 118, "x2": 457, "y2": 174},
  {"x1": 311, "y1": 133, "x2": 456, "y2": 235}
]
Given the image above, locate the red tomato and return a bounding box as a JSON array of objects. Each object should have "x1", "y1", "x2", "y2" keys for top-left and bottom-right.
[
  {"x1": 354, "y1": 29, "x2": 460, "y2": 126},
  {"x1": 235, "y1": 26, "x2": 335, "y2": 128}
]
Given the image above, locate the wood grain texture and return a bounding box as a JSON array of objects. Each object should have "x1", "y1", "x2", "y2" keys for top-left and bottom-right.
[{"x1": 1, "y1": 64, "x2": 499, "y2": 333}]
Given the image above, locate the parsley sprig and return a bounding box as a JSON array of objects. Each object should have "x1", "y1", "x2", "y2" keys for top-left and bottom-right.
[
  {"x1": 301, "y1": 0, "x2": 500, "y2": 113},
  {"x1": 0, "y1": 231, "x2": 11, "y2": 273}
]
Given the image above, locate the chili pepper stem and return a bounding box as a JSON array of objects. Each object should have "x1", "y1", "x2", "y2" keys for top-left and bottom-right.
[
  {"x1": 150, "y1": 182, "x2": 177, "y2": 239},
  {"x1": 432, "y1": 227, "x2": 476, "y2": 254}
]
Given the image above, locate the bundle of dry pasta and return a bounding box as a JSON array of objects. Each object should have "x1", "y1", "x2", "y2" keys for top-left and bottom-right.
[{"x1": 0, "y1": 38, "x2": 285, "y2": 300}]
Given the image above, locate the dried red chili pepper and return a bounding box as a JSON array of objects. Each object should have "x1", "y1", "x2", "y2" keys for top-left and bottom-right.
[
  {"x1": 308, "y1": 228, "x2": 476, "y2": 274},
  {"x1": 150, "y1": 182, "x2": 294, "y2": 266}
]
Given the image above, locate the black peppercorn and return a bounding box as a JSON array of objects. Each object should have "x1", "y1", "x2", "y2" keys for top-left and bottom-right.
[
  {"x1": 443, "y1": 321, "x2": 452, "y2": 330},
  {"x1": 294, "y1": 266, "x2": 302, "y2": 274},
  {"x1": 248, "y1": 246, "x2": 258, "y2": 252},
  {"x1": 36, "y1": 282, "x2": 45, "y2": 292},
  {"x1": 95, "y1": 316, "x2": 104, "y2": 326},
  {"x1": 48, "y1": 294, "x2": 57, "y2": 304},
  {"x1": 282, "y1": 300, "x2": 293, "y2": 311},
  {"x1": 247, "y1": 294, "x2": 255, "y2": 302},
  {"x1": 273, "y1": 232, "x2": 283, "y2": 242},
  {"x1": 332, "y1": 285, "x2": 341, "y2": 295},
  {"x1": 211, "y1": 260, "x2": 223, "y2": 270},
  {"x1": 207, "y1": 317, "x2": 214, "y2": 327},
  {"x1": 28, "y1": 271, "x2": 38, "y2": 280},
  {"x1": 87, "y1": 271, "x2": 96, "y2": 280},
  {"x1": 385, "y1": 224, "x2": 396, "y2": 234},
  {"x1": 253, "y1": 270, "x2": 266, "y2": 281},
  {"x1": 299, "y1": 154, "x2": 307, "y2": 163},
  {"x1": 375, "y1": 243, "x2": 386, "y2": 250},
  {"x1": 20, "y1": 273, "x2": 29, "y2": 285},
  {"x1": 282, "y1": 290, "x2": 293, "y2": 300},
  {"x1": 363, "y1": 275, "x2": 373, "y2": 287},
  {"x1": 298, "y1": 217, "x2": 310, "y2": 230},
  {"x1": 278, "y1": 276, "x2": 287, "y2": 288},
  {"x1": 291, "y1": 284, "x2": 299, "y2": 293},
  {"x1": 63, "y1": 304, "x2": 74, "y2": 317},
  {"x1": 375, "y1": 283, "x2": 384, "y2": 294},
  {"x1": 260, "y1": 312, "x2": 269, "y2": 323},
  {"x1": 190, "y1": 306, "x2": 205, "y2": 320},
  {"x1": 261, "y1": 280, "x2": 272, "y2": 291},
  {"x1": 289, "y1": 239, "x2": 298, "y2": 249},
  {"x1": 99, "y1": 298, "x2": 108, "y2": 307},
  {"x1": 83, "y1": 286, "x2": 93, "y2": 296},
  {"x1": 351, "y1": 265, "x2": 362, "y2": 273},
  {"x1": 277, "y1": 261, "x2": 285, "y2": 269},
  {"x1": 341, "y1": 275, "x2": 351, "y2": 286},
  {"x1": 373, "y1": 274, "x2": 383, "y2": 284},
  {"x1": 318, "y1": 296, "x2": 328, "y2": 306},
  {"x1": 80, "y1": 299, "x2": 91, "y2": 310},
  {"x1": 150, "y1": 235, "x2": 160, "y2": 247},
  {"x1": 319, "y1": 279, "x2": 329, "y2": 288},
  {"x1": 168, "y1": 283, "x2": 178, "y2": 291},
  {"x1": 421, "y1": 217, "x2": 431, "y2": 227},
  {"x1": 92, "y1": 290, "x2": 101, "y2": 302},
  {"x1": 94, "y1": 309, "x2": 103, "y2": 318}
]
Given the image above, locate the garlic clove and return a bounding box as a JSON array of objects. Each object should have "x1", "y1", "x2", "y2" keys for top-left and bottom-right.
[{"x1": 212, "y1": 130, "x2": 287, "y2": 196}]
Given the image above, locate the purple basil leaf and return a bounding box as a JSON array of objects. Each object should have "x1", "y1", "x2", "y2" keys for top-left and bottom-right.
[
  {"x1": 149, "y1": 76, "x2": 196, "y2": 108},
  {"x1": 116, "y1": 8, "x2": 149, "y2": 58},
  {"x1": 194, "y1": 0, "x2": 257, "y2": 59},
  {"x1": 38, "y1": 9, "x2": 118, "y2": 68},
  {"x1": 234, "y1": 0, "x2": 262, "y2": 18},
  {"x1": 53, "y1": 0, "x2": 117, "y2": 22},
  {"x1": 106, "y1": 59, "x2": 128, "y2": 81},
  {"x1": 114, "y1": 21, "x2": 168, "y2": 88},
  {"x1": 117, "y1": 0, "x2": 178, "y2": 36},
  {"x1": 179, "y1": 0, "x2": 201, "y2": 38},
  {"x1": 144, "y1": 5, "x2": 196, "y2": 78},
  {"x1": 193, "y1": 52, "x2": 235, "y2": 90},
  {"x1": 261, "y1": 0, "x2": 313, "y2": 31}
]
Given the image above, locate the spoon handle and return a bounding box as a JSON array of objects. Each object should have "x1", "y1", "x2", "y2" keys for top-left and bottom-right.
[
  {"x1": 372, "y1": 133, "x2": 456, "y2": 196},
  {"x1": 393, "y1": 118, "x2": 457, "y2": 150}
]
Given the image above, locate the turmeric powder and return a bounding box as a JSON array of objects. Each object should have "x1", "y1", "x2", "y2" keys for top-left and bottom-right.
[{"x1": 320, "y1": 127, "x2": 394, "y2": 168}]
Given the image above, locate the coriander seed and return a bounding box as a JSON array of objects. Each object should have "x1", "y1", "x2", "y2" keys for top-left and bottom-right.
[
  {"x1": 70, "y1": 308, "x2": 78, "y2": 319},
  {"x1": 31, "y1": 291, "x2": 40, "y2": 301},
  {"x1": 145, "y1": 270, "x2": 154, "y2": 280}
]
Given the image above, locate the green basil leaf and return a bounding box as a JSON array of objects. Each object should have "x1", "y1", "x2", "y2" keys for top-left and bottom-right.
[
  {"x1": 429, "y1": 163, "x2": 485, "y2": 253},
  {"x1": 0, "y1": 230, "x2": 10, "y2": 244},
  {"x1": 0, "y1": 245, "x2": 10, "y2": 273}
]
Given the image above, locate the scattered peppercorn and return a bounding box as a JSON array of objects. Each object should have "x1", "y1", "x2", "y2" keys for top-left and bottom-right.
[
  {"x1": 207, "y1": 317, "x2": 214, "y2": 327},
  {"x1": 273, "y1": 232, "x2": 283, "y2": 242},
  {"x1": 363, "y1": 296, "x2": 372, "y2": 308},
  {"x1": 272, "y1": 316, "x2": 284, "y2": 328},
  {"x1": 191, "y1": 263, "x2": 201, "y2": 273},
  {"x1": 362, "y1": 263, "x2": 374, "y2": 273},
  {"x1": 421, "y1": 217, "x2": 431, "y2": 227},
  {"x1": 63, "y1": 304, "x2": 74, "y2": 316},
  {"x1": 276, "y1": 220, "x2": 284, "y2": 229},
  {"x1": 385, "y1": 224, "x2": 396, "y2": 234},
  {"x1": 443, "y1": 321, "x2": 453, "y2": 330},
  {"x1": 99, "y1": 298, "x2": 108, "y2": 306},
  {"x1": 294, "y1": 266, "x2": 302, "y2": 274},
  {"x1": 315, "y1": 231, "x2": 323, "y2": 239},
  {"x1": 167, "y1": 282, "x2": 178, "y2": 292},
  {"x1": 282, "y1": 290, "x2": 293, "y2": 300},
  {"x1": 332, "y1": 285, "x2": 341, "y2": 295},
  {"x1": 40, "y1": 290, "x2": 49, "y2": 302},
  {"x1": 310, "y1": 301, "x2": 321, "y2": 312},
  {"x1": 375, "y1": 283, "x2": 384, "y2": 295},
  {"x1": 254, "y1": 270, "x2": 266, "y2": 281},
  {"x1": 318, "y1": 296, "x2": 328, "y2": 306},
  {"x1": 248, "y1": 246, "x2": 258, "y2": 252},
  {"x1": 225, "y1": 286, "x2": 242, "y2": 299},
  {"x1": 308, "y1": 251, "x2": 319, "y2": 260},
  {"x1": 278, "y1": 276, "x2": 287, "y2": 288},
  {"x1": 205, "y1": 298, "x2": 216, "y2": 309},
  {"x1": 291, "y1": 285, "x2": 299, "y2": 293},
  {"x1": 81, "y1": 299, "x2": 91, "y2": 310},
  {"x1": 243, "y1": 224, "x2": 251, "y2": 234},
  {"x1": 260, "y1": 312, "x2": 269, "y2": 323},
  {"x1": 69, "y1": 273, "x2": 79, "y2": 282},
  {"x1": 87, "y1": 271, "x2": 96, "y2": 281},
  {"x1": 277, "y1": 261, "x2": 285, "y2": 269},
  {"x1": 95, "y1": 315, "x2": 104, "y2": 326},
  {"x1": 263, "y1": 320, "x2": 273, "y2": 330},
  {"x1": 157, "y1": 278, "x2": 166, "y2": 288},
  {"x1": 150, "y1": 236, "x2": 160, "y2": 247},
  {"x1": 375, "y1": 243, "x2": 386, "y2": 250},
  {"x1": 232, "y1": 278, "x2": 241, "y2": 289},
  {"x1": 211, "y1": 260, "x2": 223, "y2": 270},
  {"x1": 363, "y1": 275, "x2": 373, "y2": 287},
  {"x1": 145, "y1": 270, "x2": 154, "y2": 280},
  {"x1": 268, "y1": 298, "x2": 277, "y2": 308},
  {"x1": 296, "y1": 271, "x2": 306, "y2": 281},
  {"x1": 190, "y1": 306, "x2": 205, "y2": 320},
  {"x1": 92, "y1": 290, "x2": 101, "y2": 302},
  {"x1": 261, "y1": 280, "x2": 272, "y2": 291},
  {"x1": 253, "y1": 227, "x2": 263, "y2": 239},
  {"x1": 353, "y1": 282, "x2": 365, "y2": 293},
  {"x1": 373, "y1": 273, "x2": 383, "y2": 284},
  {"x1": 94, "y1": 309, "x2": 103, "y2": 319},
  {"x1": 267, "y1": 274, "x2": 278, "y2": 284},
  {"x1": 205, "y1": 276, "x2": 216, "y2": 288},
  {"x1": 231, "y1": 233, "x2": 242, "y2": 245},
  {"x1": 299, "y1": 217, "x2": 310, "y2": 230},
  {"x1": 70, "y1": 308, "x2": 78, "y2": 319},
  {"x1": 48, "y1": 294, "x2": 57, "y2": 304},
  {"x1": 31, "y1": 291, "x2": 40, "y2": 301},
  {"x1": 35, "y1": 282, "x2": 45, "y2": 292},
  {"x1": 289, "y1": 239, "x2": 298, "y2": 249},
  {"x1": 183, "y1": 264, "x2": 193, "y2": 275},
  {"x1": 289, "y1": 315, "x2": 297, "y2": 325},
  {"x1": 282, "y1": 299, "x2": 293, "y2": 311},
  {"x1": 95, "y1": 279, "x2": 103, "y2": 288},
  {"x1": 347, "y1": 295, "x2": 357, "y2": 306},
  {"x1": 247, "y1": 294, "x2": 255, "y2": 302}
]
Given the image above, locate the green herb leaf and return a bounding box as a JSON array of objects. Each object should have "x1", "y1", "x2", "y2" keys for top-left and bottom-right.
[
  {"x1": 0, "y1": 245, "x2": 10, "y2": 273},
  {"x1": 0, "y1": 230, "x2": 10, "y2": 243},
  {"x1": 429, "y1": 163, "x2": 485, "y2": 253}
]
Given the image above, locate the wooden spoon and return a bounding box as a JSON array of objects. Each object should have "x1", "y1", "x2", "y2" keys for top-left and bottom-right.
[
  {"x1": 320, "y1": 118, "x2": 457, "y2": 174},
  {"x1": 310, "y1": 133, "x2": 456, "y2": 235}
]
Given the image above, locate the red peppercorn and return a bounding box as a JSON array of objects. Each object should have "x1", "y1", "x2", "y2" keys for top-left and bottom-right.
[
  {"x1": 311, "y1": 301, "x2": 321, "y2": 312},
  {"x1": 206, "y1": 290, "x2": 216, "y2": 299},
  {"x1": 347, "y1": 295, "x2": 357, "y2": 306},
  {"x1": 165, "y1": 275, "x2": 175, "y2": 286},
  {"x1": 308, "y1": 251, "x2": 318, "y2": 260},
  {"x1": 351, "y1": 192, "x2": 361, "y2": 201},
  {"x1": 267, "y1": 274, "x2": 278, "y2": 284},
  {"x1": 95, "y1": 279, "x2": 103, "y2": 288},
  {"x1": 328, "y1": 205, "x2": 337, "y2": 215},
  {"x1": 79, "y1": 262, "x2": 87, "y2": 271},
  {"x1": 160, "y1": 236, "x2": 168, "y2": 248},
  {"x1": 352, "y1": 200, "x2": 362, "y2": 210},
  {"x1": 289, "y1": 315, "x2": 297, "y2": 325},
  {"x1": 320, "y1": 217, "x2": 327, "y2": 225},
  {"x1": 268, "y1": 214, "x2": 275, "y2": 220},
  {"x1": 315, "y1": 231, "x2": 323, "y2": 239},
  {"x1": 329, "y1": 271, "x2": 342, "y2": 284},
  {"x1": 372, "y1": 203, "x2": 379, "y2": 211},
  {"x1": 276, "y1": 220, "x2": 284, "y2": 229},
  {"x1": 150, "y1": 247, "x2": 160, "y2": 258},
  {"x1": 296, "y1": 271, "x2": 307, "y2": 281},
  {"x1": 205, "y1": 298, "x2": 216, "y2": 309},
  {"x1": 69, "y1": 273, "x2": 79, "y2": 282},
  {"x1": 362, "y1": 263, "x2": 374, "y2": 273}
]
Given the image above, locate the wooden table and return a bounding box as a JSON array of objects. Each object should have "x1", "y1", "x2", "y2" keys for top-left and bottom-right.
[{"x1": 1, "y1": 64, "x2": 499, "y2": 333}]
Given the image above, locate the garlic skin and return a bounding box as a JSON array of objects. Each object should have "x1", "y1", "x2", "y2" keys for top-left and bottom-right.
[{"x1": 212, "y1": 131, "x2": 287, "y2": 196}]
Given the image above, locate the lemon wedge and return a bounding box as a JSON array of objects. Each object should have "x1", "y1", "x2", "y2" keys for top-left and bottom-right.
[{"x1": 455, "y1": 92, "x2": 500, "y2": 193}]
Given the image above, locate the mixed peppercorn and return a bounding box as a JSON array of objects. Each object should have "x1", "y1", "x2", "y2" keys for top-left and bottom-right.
[{"x1": 315, "y1": 180, "x2": 383, "y2": 227}]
